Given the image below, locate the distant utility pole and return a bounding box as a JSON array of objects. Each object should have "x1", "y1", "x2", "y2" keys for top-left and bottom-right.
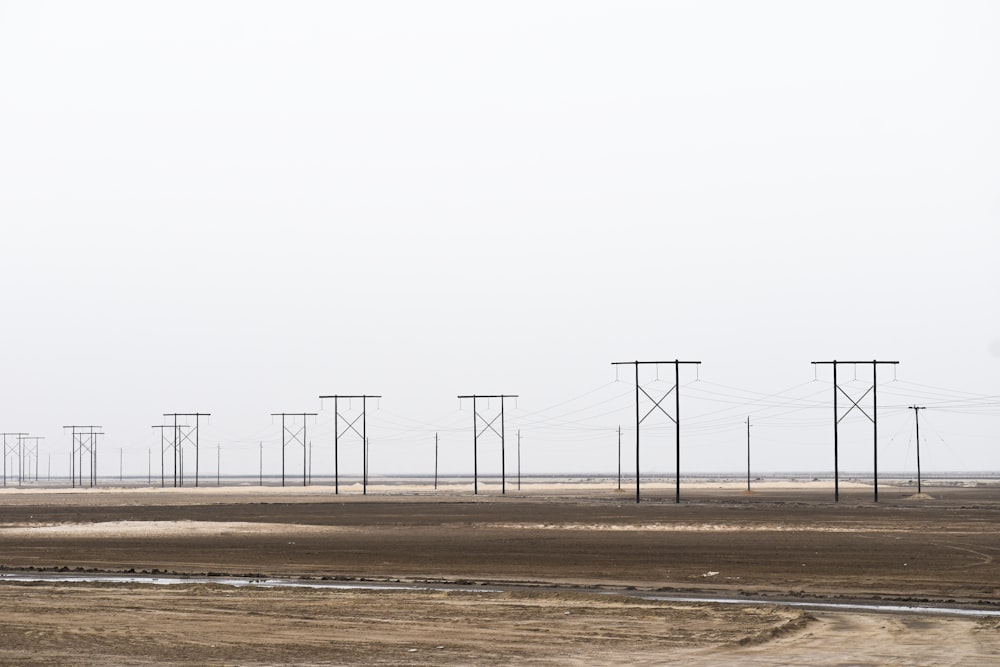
[
  {"x1": 745, "y1": 417, "x2": 752, "y2": 492},
  {"x1": 163, "y1": 413, "x2": 210, "y2": 487},
  {"x1": 271, "y1": 413, "x2": 316, "y2": 487},
  {"x1": 517, "y1": 429, "x2": 521, "y2": 492},
  {"x1": 319, "y1": 395, "x2": 381, "y2": 495},
  {"x1": 63, "y1": 426, "x2": 102, "y2": 488},
  {"x1": 909, "y1": 406, "x2": 926, "y2": 494},
  {"x1": 19, "y1": 436, "x2": 44, "y2": 483},
  {"x1": 617, "y1": 426, "x2": 622, "y2": 491},
  {"x1": 2, "y1": 433, "x2": 27, "y2": 487},
  {"x1": 151, "y1": 423, "x2": 185, "y2": 487},
  {"x1": 612, "y1": 360, "x2": 701, "y2": 504},
  {"x1": 812, "y1": 360, "x2": 899, "y2": 502},
  {"x1": 457, "y1": 394, "x2": 518, "y2": 495}
]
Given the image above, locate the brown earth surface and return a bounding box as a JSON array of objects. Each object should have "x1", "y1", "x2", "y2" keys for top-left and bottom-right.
[{"x1": 2, "y1": 483, "x2": 1000, "y2": 664}]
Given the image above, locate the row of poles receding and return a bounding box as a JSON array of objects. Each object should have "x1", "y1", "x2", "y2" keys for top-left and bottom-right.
[{"x1": 5, "y1": 359, "x2": 932, "y2": 503}]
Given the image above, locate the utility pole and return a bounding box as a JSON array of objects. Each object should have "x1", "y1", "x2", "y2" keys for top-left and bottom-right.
[
  {"x1": 617, "y1": 426, "x2": 622, "y2": 491},
  {"x1": 909, "y1": 406, "x2": 926, "y2": 494},
  {"x1": 271, "y1": 413, "x2": 316, "y2": 487},
  {"x1": 163, "y1": 413, "x2": 210, "y2": 487},
  {"x1": 517, "y1": 429, "x2": 521, "y2": 492},
  {"x1": 457, "y1": 394, "x2": 518, "y2": 495},
  {"x1": 63, "y1": 426, "x2": 102, "y2": 488},
  {"x1": 434, "y1": 433, "x2": 438, "y2": 490},
  {"x1": 745, "y1": 417, "x2": 752, "y2": 492},
  {"x1": 319, "y1": 395, "x2": 381, "y2": 495},
  {"x1": 611, "y1": 360, "x2": 701, "y2": 504},
  {"x1": 152, "y1": 423, "x2": 185, "y2": 488},
  {"x1": 2, "y1": 433, "x2": 27, "y2": 487},
  {"x1": 812, "y1": 360, "x2": 899, "y2": 502}
]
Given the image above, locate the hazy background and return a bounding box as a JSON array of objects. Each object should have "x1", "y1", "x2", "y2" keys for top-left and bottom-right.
[{"x1": 1, "y1": 1, "x2": 998, "y2": 481}]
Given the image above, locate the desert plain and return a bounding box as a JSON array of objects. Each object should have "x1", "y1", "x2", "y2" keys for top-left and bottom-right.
[{"x1": 1, "y1": 478, "x2": 999, "y2": 665}]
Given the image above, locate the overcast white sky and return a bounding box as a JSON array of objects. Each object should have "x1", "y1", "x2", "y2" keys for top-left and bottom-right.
[{"x1": 1, "y1": 1, "x2": 998, "y2": 482}]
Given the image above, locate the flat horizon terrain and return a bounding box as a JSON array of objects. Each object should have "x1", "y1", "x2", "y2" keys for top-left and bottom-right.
[{"x1": 2, "y1": 482, "x2": 1000, "y2": 664}]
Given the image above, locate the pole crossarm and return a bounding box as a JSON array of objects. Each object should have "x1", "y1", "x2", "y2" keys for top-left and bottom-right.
[
  {"x1": 812, "y1": 360, "x2": 899, "y2": 503},
  {"x1": 319, "y1": 395, "x2": 381, "y2": 496},
  {"x1": 458, "y1": 394, "x2": 518, "y2": 496},
  {"x1": 611, "y1": 360, "x2": 701, "y2": 504}
]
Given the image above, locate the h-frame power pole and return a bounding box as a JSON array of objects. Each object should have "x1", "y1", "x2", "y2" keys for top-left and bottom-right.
[
  {"x1": 612, "y1": 360, "x2": 701, "y2": 504},
  {"x1": 811, "y1": 360, "x2": 899, "y2": 502},
  {"x1": 457, "y1": 394, "x2": 518, "y2": 495},
  {"x1": 19, "y1": 436, "x2": 44, "y2": 483},
  {"x1": 2, "y1": 432, "x2": 27, "y2": 487},
  {"x1": 319, "y1": 395, "x2": 381, "y2": 495},
  {"x1": 271, "y1": 413, "x2": 316, "y2": 487},
  {"x1": 63, "y1": 426, "x2": 102, "y2": 488},
  {"x1": 163, "y1": 413, "x2": 210, "y2": 487},
  {"x1": 151, "y1": 423, "x2": 187, "y2": 487}
]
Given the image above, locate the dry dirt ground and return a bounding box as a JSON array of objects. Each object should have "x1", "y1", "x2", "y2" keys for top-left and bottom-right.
[{"x1": 2, "y1": 482, "x2": 1000, "y2": 665}]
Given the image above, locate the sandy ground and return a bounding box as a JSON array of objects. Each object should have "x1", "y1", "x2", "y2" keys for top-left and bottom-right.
[{"x1": 2, "y1": 482, "x2": 1000, "y2": 665}]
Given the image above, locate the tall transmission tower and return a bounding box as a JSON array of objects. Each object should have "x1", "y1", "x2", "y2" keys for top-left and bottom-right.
[
  {"x1": 163, "y1": 413, "x2": 210, "y2": 487},
  {"x1": 612, "y1": 360, "x2": 701, "y2": 504},
  {"x1": 271, "y1": 413, "x2": 316, "y2": 487},
  {"x1": 811, "y1": 360, "x2": 899, "y2": 502},
  {"x1": 1, "y1": 432, "x2": 27, "y2": 487},
  {"x1": 457, "y1": 394, "x2": 518, "y2": 495},
  {"x1": 63, "y1": 426, "x2": 102, "y2": 488},
  {"x1": 318, "y1": 395, "x2": 381, "y2": 495},
  {"x1": 909, "y1": 406, "x2": 926, "y2": 494}
]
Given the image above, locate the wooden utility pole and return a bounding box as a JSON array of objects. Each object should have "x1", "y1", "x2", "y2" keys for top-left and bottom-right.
[
  {"x1": 611, "y1": 360, "x2": 701, "y2": 504},
  {"x1": 457, "y1": 394, "x2": 518, "y2": 495},
  {"x1": 909, "y1": 406, "x2": 926, "y2": 494},
  {"x1": 745, "y1": 417, "x2": 752, "y2": 492},
  {"x1": 812, "y1": 360, "x2": 899, "y2": 502}
]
